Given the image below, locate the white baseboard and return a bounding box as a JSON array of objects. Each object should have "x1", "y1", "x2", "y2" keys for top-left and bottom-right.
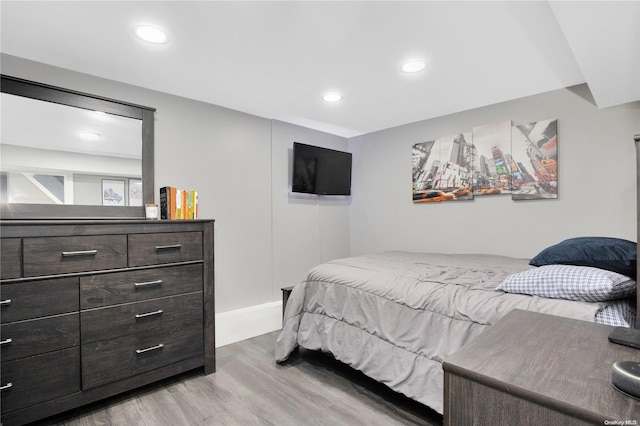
[{"x1": 215, "y1": 301, "x2": 283, "y2": 347}]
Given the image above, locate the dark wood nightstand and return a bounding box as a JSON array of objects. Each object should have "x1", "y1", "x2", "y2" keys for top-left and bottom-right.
[
  {"x1": 281, "y1": 286, "x2": 294, "y2": 323},
  {"x1": 443, "y1": 309, "x2": 640, "y2": 425}
]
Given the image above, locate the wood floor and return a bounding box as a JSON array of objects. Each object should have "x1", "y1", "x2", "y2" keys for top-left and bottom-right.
[{"x1": 31, "y1": 331, "x2": 443, "y2": 426}]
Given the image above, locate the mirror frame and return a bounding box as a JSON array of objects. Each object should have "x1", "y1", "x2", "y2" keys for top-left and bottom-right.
[{"x1": 1, "y1": 75, "x2": 155, "y2": 219}]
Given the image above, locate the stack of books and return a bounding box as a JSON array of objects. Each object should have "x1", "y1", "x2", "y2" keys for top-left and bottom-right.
[{"x1": 159, "y1": 186, "x2": 199, "y2": 220}]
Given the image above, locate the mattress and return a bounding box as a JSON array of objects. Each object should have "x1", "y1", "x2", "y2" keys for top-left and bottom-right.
[{"x1": 275, "y1": 251, "x2": 635, "y2": 414}]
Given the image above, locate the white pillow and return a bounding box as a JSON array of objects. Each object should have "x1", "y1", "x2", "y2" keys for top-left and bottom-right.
[{"x1": 497, "y1": 264, "x2": 636, "y2": 302}]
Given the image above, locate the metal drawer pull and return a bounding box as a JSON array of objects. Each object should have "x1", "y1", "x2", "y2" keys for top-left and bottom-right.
[
  {"x1": 62, "y1": 249, "x2": 98, "y2": 257},
  {"x1": 134, "y1": 279, "x2": 163, "y2": 288},
  {"x1": 135, "y1": 309, "x2": 164, "y2": 319},
  {"x1": 0, "y1": 299, "x2": 11, "y2": 306},
  {"x1": 136, "y1": 343, "x2": 164, "y2": 354},
  {"x1": 155, "y1": 244, "x2": 182, "y2": 250},
  {"x1": 0, "y1": 338, "x2": 12, "y2": 345},
  {"x1": 0, "y1": 383, "x2": 13, "y2": 391}
]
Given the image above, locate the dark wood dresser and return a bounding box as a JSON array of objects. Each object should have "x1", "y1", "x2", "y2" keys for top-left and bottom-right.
[
  {"x1": 443, "y1": 309, "x2": 640, "y2": 425},
  {"x1": 0, "y1": 219, "x2": 215, "y2": 426}
]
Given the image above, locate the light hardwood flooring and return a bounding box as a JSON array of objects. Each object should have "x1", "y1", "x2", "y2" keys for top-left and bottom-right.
[{"x1": 31, "y1": 331, "x2": 443, "y2": 426}]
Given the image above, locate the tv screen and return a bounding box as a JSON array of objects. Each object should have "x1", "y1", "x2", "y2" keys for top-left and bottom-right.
[{"x1": 292, "y1": 142, "x2": 352, "y2": 196}]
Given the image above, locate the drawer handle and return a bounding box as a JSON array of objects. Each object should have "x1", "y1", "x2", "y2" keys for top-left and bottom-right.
[
  {"x1": 136, "y1": 343, "x2": 164, "y2": 355},
  {"x1": 0, "y1": 299, "x2": 11, "y2": 306},
  {"x1": 134, "y1": 279, "x2": 163, "y2": 288},
  {"x1": 62, "y1": 249, "x2": 98, "y2": 257},
  {"x1": 0, "y1": 338, "x2": 12, "y2": 345},
  {"x1": 0, "y1": 382, "x2": 13, "y2": 391},
  {"x1": 155, "y1": 244, "x2": 182, "y2": 250},
  {"x1": 135, "y1": 309, "x2": 164, "y2": 319}
]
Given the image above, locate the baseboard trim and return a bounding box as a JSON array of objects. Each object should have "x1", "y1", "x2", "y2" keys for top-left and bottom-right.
[{"x1": 215, "y1": 301, "x2": 283, "y2": 347}]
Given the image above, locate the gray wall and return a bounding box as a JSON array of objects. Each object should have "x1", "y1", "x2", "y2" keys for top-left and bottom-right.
[
  {"x1": 348, "y1": 85, "x2": 640, "y2": 258},
  {"x1": 1, "y1": 54, "x2": 349, "y2": 313},
  {"x1": 271, "y1": 120, "x2": 351, "y2": 300},
  {"x1": 3, "y1": 54, "x2": 639, "y2": 315}
]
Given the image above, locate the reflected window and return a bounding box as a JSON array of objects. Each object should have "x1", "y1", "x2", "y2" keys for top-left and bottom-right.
[
  {"x1": 2, "y1": 171, "x2": 66, "y2": 204},
  {"x1": 34, "y1": 174, "x2": 65, "y2": 202}
]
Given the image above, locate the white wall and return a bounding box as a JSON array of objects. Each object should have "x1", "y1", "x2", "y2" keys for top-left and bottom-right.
[{"x1": 348, "y1": 85, "x2": 640, "y2": 259}]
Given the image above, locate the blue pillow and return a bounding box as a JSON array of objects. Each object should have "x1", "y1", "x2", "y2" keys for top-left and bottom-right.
[{"x1": 529, "y1": 237, "x2": 637, "y2": 278}]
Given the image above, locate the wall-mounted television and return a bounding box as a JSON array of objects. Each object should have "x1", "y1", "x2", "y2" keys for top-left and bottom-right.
[{"x1": 292, "y1": 142, "x2": 352, "y2": 196}]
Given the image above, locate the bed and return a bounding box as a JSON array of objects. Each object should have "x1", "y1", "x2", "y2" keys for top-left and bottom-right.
[{"x1": 275, "y1": 239, "x2": 637, "y2": 414}]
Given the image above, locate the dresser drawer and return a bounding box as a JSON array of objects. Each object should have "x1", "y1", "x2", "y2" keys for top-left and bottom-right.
[
  {"x1": 80, "y1": 264, "x2": 202, "y2": 309},
  {"x1": 1, "y1": 313, "x2": 79, "y2": 362},
  {"x1": 81, "y1": 292, "x2": 202, "y2": 343},
  {"x1": 1, "y1": 347, "x2": 81, "y2": 414},
  {"x1": 81, "y1": 320, "x2": 203, "y2": 389},
  {"x1": 1, "y1": 238, "x2": 22, "y2": 279},
  {"x1": 1, "y1": 277, "x2": 79, "y2": 323},
  {"x1": 128, "y1": 232, "x2": 203, "y2": 267},
  {"x1": 23, "y1": 235, "x2": 127, "y2": 277}
]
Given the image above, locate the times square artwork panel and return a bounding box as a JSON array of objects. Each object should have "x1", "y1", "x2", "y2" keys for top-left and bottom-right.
[
  {"x1": 510, "y1": 119, "x2": 558, "y2": 200},
  {"x1": 411, "y1": 118, "x2": 557, "y2": 203},
  {"x1": 412, "y1": 132, "x2": 474, "y2": 203},
  {"x1": 471, "y1": 120, "x2": 513, "y2": 197}
]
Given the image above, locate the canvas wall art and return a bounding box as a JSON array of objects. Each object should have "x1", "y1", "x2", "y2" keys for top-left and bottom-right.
[
  {"x1": 412, "y1": 132, "x2": 473, "y2": 203},
  {"x1": 471, "y1": 120, "x2": 512, "y2": 196},
  {"x1": 510, "y1": 119, "x2": 558, "y2": 200},
  {"x1": 412, "y1": 118, "x2": 557, "y2": 203}
]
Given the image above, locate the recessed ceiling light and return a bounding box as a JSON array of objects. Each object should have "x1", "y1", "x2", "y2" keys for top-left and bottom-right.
[
  {"x1": 400, "y1": 59, "x2": 428, "y2": 73},
  {"x1": 92, "y1": 111, "x2": 109, "y2": 120},
  {"x1": 134, "y1": 25, "x2": 169, "y2": 44},
  {"x1": 80, "y1": 132, "x2": 101, "y2": 141},
  {"x1": 322, "y1": 93, "x2": 343, "y2": 103}
]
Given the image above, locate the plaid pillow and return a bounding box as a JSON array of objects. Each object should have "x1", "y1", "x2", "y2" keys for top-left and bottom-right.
[
  {"x1": 596, "y1": 299, "x2": 636, "y2": 327},
  {"x1": 497, "y1": 264, "x2": 637, "y2": 302}
]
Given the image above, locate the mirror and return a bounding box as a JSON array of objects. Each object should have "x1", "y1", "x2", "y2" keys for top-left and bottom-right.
[{"x1": 0, "y1": 75, "x2": 155, "y2": 219}]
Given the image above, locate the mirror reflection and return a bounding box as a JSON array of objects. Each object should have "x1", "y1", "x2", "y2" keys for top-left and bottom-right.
[
  {"x1": 0, "y1": 93, "x2": 143, "y2": 206},
  {"x1": 0, "y1": 92, "x2": 143, "y2": 206}
]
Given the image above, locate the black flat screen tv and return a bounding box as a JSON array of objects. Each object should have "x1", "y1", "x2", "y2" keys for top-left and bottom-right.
[{"x1": 292, "y1": 142, "x2": 352, "y2": 196}]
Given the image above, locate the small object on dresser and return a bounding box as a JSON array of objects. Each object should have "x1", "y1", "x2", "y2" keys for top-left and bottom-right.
[
  {"x1": 608, "y1": 327, "x2": 640, "y2": 350},
  {"x1": 145, "y1": 203, "x2": 159, "y2": 219},
  {"x1": 612, "y1": 361, "x2": 640, "y2": 399}
]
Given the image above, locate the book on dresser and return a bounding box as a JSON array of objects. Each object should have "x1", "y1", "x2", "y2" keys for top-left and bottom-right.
[
  {"x1": 160, "y1": 186, "x2": 199, "y2": 220},
  {"x1": 0, "y1": 219, "x2": 215, "y2": 426}
]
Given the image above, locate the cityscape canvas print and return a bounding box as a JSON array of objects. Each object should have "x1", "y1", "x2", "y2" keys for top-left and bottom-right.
[
  {"x1": 510, "y1": 118, "x2": 558, "y2": 200},
  {"x1": 471, "y1": 120, "x2": 513, "y2": 196},
  {"x1": 412, "y1": 132, "x2": 474, "y2": 203},
  {"x1": 412, "y1": 118, "x2": 557, "y2": 203}
]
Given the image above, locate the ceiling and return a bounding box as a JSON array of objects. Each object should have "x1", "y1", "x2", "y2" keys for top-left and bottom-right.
[{"x1": 1, "y1": 1, "x2": 638, "y2": 138}]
